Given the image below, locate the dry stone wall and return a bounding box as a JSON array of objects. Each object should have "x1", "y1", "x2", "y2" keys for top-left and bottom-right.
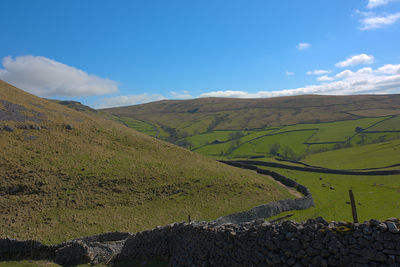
[
  {"x1": 225, "y1": 160, "x2": 400, "y2": 175},
  {"x1": 1, "y1": 218, "x2": 400, "y2": 266},
  {"x1": 213, "y1": 160, "x2": 314, "y2": 225}
]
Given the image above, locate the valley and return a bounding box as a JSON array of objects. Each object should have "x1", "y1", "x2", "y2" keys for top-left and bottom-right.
[{"x1": 103, "y1": 95, "x2": 400, "y2": 223}]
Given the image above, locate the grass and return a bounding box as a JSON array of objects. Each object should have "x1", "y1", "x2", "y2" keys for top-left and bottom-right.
[
  {"x1": 179, "y1": 130, "x2": 238, "y2": 148},
  {"x1": 101, "y1": 95, "x2": 400, "y2": 168},
  {"x1": 348, "y1": 108, "x2": 400, "y2": 117},
  {"x1": 171, "y1": 117, "x2": 400, "y2": 167},
  {"x1": 119, "y1": 117, "x2": 157, "y2": 136},
  {"x1": 4, "y1": 81, "x2": 399, "y2": 246},
  {"x1": 106, "y1": 102, "x2": 398, "y2": 164},
  {"x1": 367, "y1": 115, "x2": 400, "y2": 131},
  {"x1": 273, "y1": 117, "x2": 386, "y2": 143},
  {"x1": 0, "y1": 80, "x2": 293, "y2": 244},
  {"x1": 232, "y1": 130, "x2": 315, "y2": 157},
  {"x1": 101, "y1": 94, "x2": 400, "y2": 132},
  {"x1": 260, "y1": 166, "x2": 400, "y2": 222},
  {"x1": 303, "y1": 139, "x2": 400, "y2": 170},
  {"x1": 194, "y1": 140, "x2": 233, "y2": 156}
]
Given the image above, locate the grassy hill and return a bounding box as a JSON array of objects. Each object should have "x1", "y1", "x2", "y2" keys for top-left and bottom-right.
[
  {"x1": 102, "y1": 95, "x2": 400, "y2": 163},
  {"x1": 102, "y1": 94, "x2": 400, "y2": 135},
  {"x1": 0, "y1": 80, "x2": 293, "y2": 243}
]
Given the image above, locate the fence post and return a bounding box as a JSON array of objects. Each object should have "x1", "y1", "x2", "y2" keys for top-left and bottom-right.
[{"x1": 348, "y1": 189, "x2": 358, "y2": 223}]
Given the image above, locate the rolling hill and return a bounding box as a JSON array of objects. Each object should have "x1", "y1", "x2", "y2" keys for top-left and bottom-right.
[
  {"x1": 0, "y1": 80, "x2": 293, "y2": 243},
  {"x1": 102, "y1": 94, "x2": 400, "y2": 163},
  {"x1": 102, "y1": 94, "x2": 400, "y2": 135}
]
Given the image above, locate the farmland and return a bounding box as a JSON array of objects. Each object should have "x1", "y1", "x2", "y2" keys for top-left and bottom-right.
[
  {"x1": 107, "y1": 110, "x2": 400, "y2": 162},
  {"x1": 103, "y1": 95, "x2": 400, "y2": 223},
  {"x1": 257, "y1": 166, "x2": 400, "y2": 222},
  {"x1": 102, "y1": 95, "x2": 400, "y2": 163}
]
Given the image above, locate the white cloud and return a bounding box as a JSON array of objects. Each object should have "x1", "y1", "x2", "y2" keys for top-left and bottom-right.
[
  {"x1": 285, "y1": 71, "x2": 294, "y2": 76},
  {"x1": 0, "y1": 55, "x2": 118, "y2": 97},
  {"x1": 317, "y1": 75, "x2": 335, "y2": 82},
  {"x1": 359, "y1": 12, "x2": 400, "y2": 30},
  {"x1": 335, "y1": 70, "x2": 355, "y2": 79},
  {"x1": 296, "y1": 43, "x2": 310, "y2": 50},
  {"x1": 376, "y1": 64, "x2": 400, "y2": 74},
  {"x1": 170, "y1": 91, "x2": 192, "y2": 99},
  {"x1": 367, "y1": 0, "x2": 397, "y2": 8},
  {"x1": 357, "y1": 67, "x2": 374, "y2": 74},
  {"x1": 97, "y1": 93, "x2": 165, "y2": 108},
  {"x1": 201, "y1": 90, "x2": 253, "y2": 98},
  {"x1": 335, "y1": 54, "x2": 374, "y2": 68},
  {"x1": 200, "y1": 63, "x2": 400, "y2": 98},
  {"x1": 306, "y1": 69, "x2": 332, "y2": 75}
]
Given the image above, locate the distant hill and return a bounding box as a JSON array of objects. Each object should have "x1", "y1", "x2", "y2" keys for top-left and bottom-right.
[
  {"x1": 101, "y1": 95, "x2": 400, "y2": 161},
  {"x1": 0, "y1": 80, "x2": 292, "y2": 243},
  {"x1": 102, "y1": 94, "x2": 400, "y2": 136}
]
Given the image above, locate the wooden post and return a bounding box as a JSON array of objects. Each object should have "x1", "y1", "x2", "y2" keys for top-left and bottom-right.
[
  {"x1": 188, "y1": 215, "x2": 191, "y2": 223},
  {"x1": 349, "y1": 189, "x2": 358, "y2": 223}
]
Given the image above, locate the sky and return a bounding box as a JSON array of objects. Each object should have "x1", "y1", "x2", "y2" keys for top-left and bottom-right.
[{"x1": 1, "y1": 0, "x2": 400, "y2": 108}]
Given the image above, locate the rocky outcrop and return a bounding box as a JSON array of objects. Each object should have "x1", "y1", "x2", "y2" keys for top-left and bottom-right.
[
  {"x1": 0, "y1": 100, "x2": 44, "y2": 123},
  {"x1": 0, "y1": 125, "x2": 14, "y2": 132},
  {"x1": 2, "y1": 218, "x2": 400, "y2": 266}
]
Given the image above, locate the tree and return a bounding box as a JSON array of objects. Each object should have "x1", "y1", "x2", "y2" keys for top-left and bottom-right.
[
  {"x1": 269, "y1": 143, "x2": 280, "y2": 156},
  {"x1": 282, "y1": 146, "x2": 295, "y2": 159},
  {"x1": 355, "y1": 126, "x2": 363, "y2": 133},
  {"x1": 229, "y1": 131, "x2": 244, "y2": 140}
]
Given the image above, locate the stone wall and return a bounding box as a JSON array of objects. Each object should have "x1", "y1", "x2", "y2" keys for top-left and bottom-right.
[
  {"x1": 2, "y1": 218, "x2": 400, "y2": 266},
  {"x1": 224, "y1": 160, "x2": 400, "y2": 175},
  {"x1": 213, "y1": 160, "x2": 314, "y2": 225}
]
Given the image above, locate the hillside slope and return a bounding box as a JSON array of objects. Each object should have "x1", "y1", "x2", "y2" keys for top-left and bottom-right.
[
  {"x1": 102, "y1": 94, "x2": 400, "y2": 135},
  {"x1": 0, "y1": 80, "x2": 292, "y2": 243}
]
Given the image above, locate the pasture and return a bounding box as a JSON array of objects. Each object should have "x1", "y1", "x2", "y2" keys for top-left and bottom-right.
[{"x1": 259, "y1": 166, "x2": 400, "y2": 222}]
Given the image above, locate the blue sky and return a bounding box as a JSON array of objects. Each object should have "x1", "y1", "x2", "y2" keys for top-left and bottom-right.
[{"x1": 1, "y1": 0, "x2": 400, "y2": 108}]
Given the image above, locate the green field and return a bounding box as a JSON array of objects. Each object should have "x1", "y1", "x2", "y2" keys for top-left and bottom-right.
[
  {"x1": 232, "y1": 130, "x2": 315, "y2": 157},
  {"x1": 115, "y1": 111, "x2": 400, "y2": 164},
  {"x1": 367, "y1": 115, "x2": 400, "y2": 131},
  {"x1": 191, "y1": 116, "x2": 397, "y2": 161},
  {"x1": 119, "y1": 117, "x2": 159, "y2": 137},
  {"x1": 179, "y1": 130, "x2": 238, "y2": 149},
  {"x1": 303, "y1": 139, "x2": 400, "y2": 170},
  {"x1": 262, "y1": 166, "x2": 400, "y2": 222}
]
